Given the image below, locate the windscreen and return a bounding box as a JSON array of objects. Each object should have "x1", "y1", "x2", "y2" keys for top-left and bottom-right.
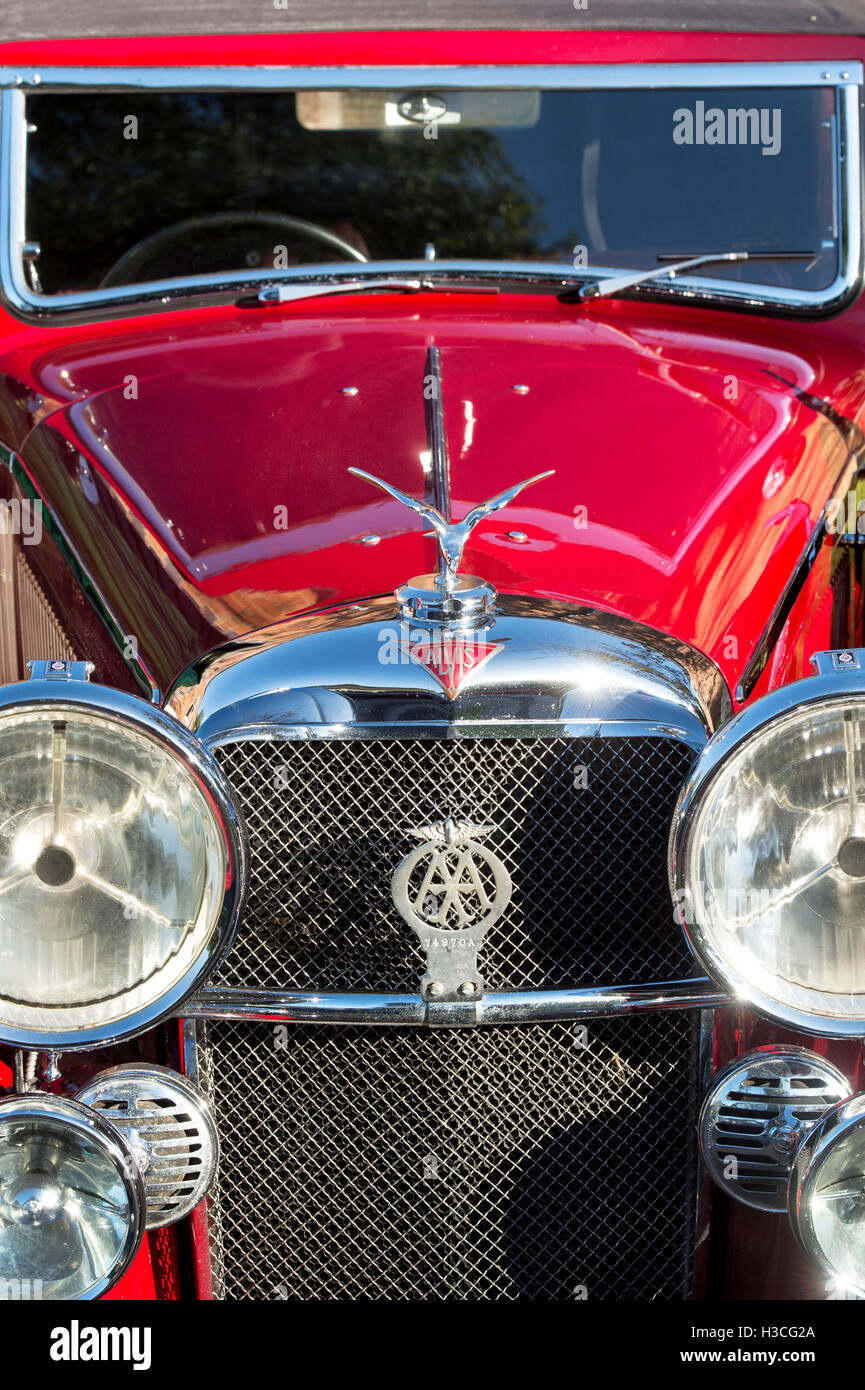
[{"x1": 23, "y1": 85, "x2": 838, "y2": 296}]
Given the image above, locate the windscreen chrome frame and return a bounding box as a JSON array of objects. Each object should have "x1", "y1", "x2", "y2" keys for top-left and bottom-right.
[{"x1": 0, "y1": 61, "x2": 861, "y2": 319}]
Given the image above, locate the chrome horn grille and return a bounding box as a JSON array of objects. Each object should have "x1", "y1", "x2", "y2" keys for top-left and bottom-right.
[
  {"x1": 699, "y1": 1049, "x2": 853, "y2": 1212},
  {"x1": 77, "y1": 1064, "x2": 219, "y2": 1228}
]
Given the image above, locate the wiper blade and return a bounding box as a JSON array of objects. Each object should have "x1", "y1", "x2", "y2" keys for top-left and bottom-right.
[
  {"x1": 566, "y1": 251, "x2": 817, "y2": 303},
  {"x1": 237, "y1": 277, "x2": 499, "y2": 307}
]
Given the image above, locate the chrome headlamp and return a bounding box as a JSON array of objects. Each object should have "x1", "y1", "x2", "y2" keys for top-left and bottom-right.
[
  {"x1": 671, "y1": 651, "x2": 865, "y2": 1035},
  {"x1": 789, "y1": 1093, "x2": 865, "y2": 1294},
  {"x1": 0, "y1": 675, "x2": 245, "y2": 1047},
  {"x1": 0, "y1": 1092, "x2": 144, "y2": 1300}
]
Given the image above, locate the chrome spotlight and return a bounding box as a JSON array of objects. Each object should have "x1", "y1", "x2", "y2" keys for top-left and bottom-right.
[
  {"x1": 0, "y1": 1092, "x2": 144, "y2": 1300},
  {"x1": 789, "y1": 1093, "x2": 865, "y2": 1294},
  {"x1": 77, "y1": 1064, "x2": 218, "y2": 1228},
  {"x1": 699, "y1": 1048, "x2": 852, "y2": 1211}
]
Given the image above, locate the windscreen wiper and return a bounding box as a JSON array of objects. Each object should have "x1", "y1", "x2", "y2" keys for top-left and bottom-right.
[
  {"x1": 565, "y1": 251, "x2": 817, "y2": 303},
  {"x1": 237, "y1": 277, "x2": 499, "y2": 307}
]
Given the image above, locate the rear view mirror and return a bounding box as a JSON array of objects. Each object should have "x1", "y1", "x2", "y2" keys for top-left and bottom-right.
[{"x1": 296, "y1": 89, "x2": 541, "y2": 131}]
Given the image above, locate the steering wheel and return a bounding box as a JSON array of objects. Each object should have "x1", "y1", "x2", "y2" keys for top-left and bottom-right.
[{"x1": 99, "y1": 210, "x2": 368, "y2": 288}]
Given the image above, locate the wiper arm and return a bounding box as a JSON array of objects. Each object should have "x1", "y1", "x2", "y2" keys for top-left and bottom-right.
[
  {"x1": 567, "y1": 251, "x2": 816, "y2": 303},
  {"x1": 237, "y1": 277, "x2": 499, "y2": 307}
]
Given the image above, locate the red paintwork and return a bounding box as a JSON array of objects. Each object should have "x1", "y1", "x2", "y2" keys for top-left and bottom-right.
[
  {"x1": 0, "y1": 30, "x2": 863, "y2": 68},
  {"x1": 2, "y1": 26, "x2": 865, "y2": 1303},
  {"x1": 103, "y1": 1240, "x2": 159, "y2": 1302},
  {"x1": 7, "y1": 293, "x2": 865, "y2": 703}
]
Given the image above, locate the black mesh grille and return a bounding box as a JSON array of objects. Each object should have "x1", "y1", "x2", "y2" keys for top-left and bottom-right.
[
  {"x1": 200, "y1": 1013, "x2": 700, "y2": 1300},
  {"x1": 213, "y1": 735, "x2": 696, "y2": 992}
]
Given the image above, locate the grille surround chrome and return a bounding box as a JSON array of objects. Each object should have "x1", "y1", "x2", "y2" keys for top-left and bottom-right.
[
  {"x1": 167, "y1": 595, "x2": 731, "y2": 749},
  {"x1": 172, "y1": 596, "x2": 731, "y2": 1023}
]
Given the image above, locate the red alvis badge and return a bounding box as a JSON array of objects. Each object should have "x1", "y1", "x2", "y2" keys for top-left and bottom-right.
[{"x1": 407, "y1": 636, "x2": 502, "y2": 697}]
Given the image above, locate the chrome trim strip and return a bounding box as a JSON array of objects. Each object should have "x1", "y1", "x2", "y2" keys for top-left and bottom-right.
[
  {"x1": 425, "y1": 344, "x2": 451, "y2": 523},
  {"x1": 1, "y1": 62, "x2": 859, "y2": 90},
  {"x1": 737, "y1": 512, "x2": 830, "y2": 703},
  {"x1": 1, "y1": 66, "x2": 860, "y2": 319},
  {"x1": 202, "y1": 719, "x2": 715, "y2": 750},
  {"x1": 180, "y1": 1019, "x2": 220, "y2": 1301},
  {"x1": 202, "y1": 714, "x2": 724, "y2": 760},
  {"x1": 2, "y1": 258, "x2": 861, "y2": 319},
  {"x1": 180, "y1": 1018, "x2": 203, "y2": 1090},
  {"x1": 180, "y1": 977, "x2": 728, "y2": 1027},
  {"x1": 737, "y1": 403, "x2": 865, "y2": 703},
  {"x1": 692, "y1": 1006, "x2": 718, "y2": 1299}
]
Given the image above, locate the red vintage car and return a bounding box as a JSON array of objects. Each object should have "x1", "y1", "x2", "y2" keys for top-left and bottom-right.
[{"x1": 1, "y1": 2, "x2": 865, "y2": 1305}]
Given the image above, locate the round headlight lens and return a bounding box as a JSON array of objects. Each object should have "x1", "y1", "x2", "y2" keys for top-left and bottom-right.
[
  {"x1": 674, "y1": 696, "x2": 865, "y2": 1032},
  {"x1": 0, "y1": 692, "x2": 243, "y2": 1046},
  {"x1": 0, "y1": 1094, "x2": 143, "y2": 1300},
  {"x1": 789, "y1": 1093, "x2": 865, "y2": 1294}
]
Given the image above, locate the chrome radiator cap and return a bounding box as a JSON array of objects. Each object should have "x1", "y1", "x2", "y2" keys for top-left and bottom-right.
[{"x1": 165, "y1": 594, "x2": 731, "y2": 751}]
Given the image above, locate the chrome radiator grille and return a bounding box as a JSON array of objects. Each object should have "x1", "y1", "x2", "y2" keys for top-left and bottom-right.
[
  {"x1": 212, "y1": 734, "x2": 696, "y2": 992},
  {"x1": 199, "y1": 1013, "x2": 700, "y2": 1300}
]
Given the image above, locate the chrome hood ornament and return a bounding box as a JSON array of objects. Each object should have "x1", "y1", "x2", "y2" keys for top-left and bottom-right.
[
  {"x1": 348, "y1": 467, "x2": 554, "y2": 593},
  {"x1": 349, "y1": 346, "x2": 553, "y2": 626}
]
